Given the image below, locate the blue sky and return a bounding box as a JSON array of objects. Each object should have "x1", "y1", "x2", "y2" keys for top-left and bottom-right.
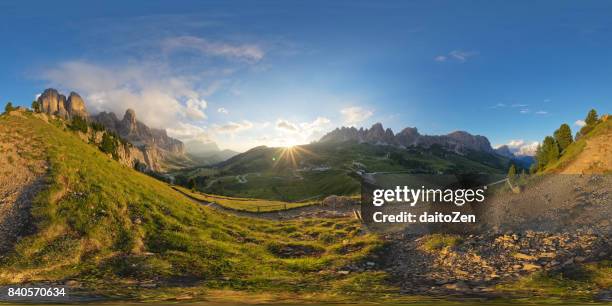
[{"x1": 1, "y1": 1, "x2": 610, "y2": 152}]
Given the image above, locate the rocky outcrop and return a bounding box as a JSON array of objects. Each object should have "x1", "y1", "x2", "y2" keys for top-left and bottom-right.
[
  {"x1": 37, "y1": 88, "x2": 88, "y2": 119},
  {"x1": 90, "y1": 108, "x2": 187, "y2": 171},
  {"x1": 319, "y1": 123, "x2": 495, "y2": 154},
  {"x1": 35, "y1": 88, "x2": 186, "y2": 172},
  {"x1": 92, "y1": 109, "x2": 185, "y2": 155},
  {"x1": 65, "y1": 92, "x2": 88, "y2": 119}
]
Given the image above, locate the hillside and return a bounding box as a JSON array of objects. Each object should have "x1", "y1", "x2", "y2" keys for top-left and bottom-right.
[
  {"x1": 0, "y1": 110, "x2": 383, "y2": 299},
  {"x1": 172, "y1": 138, "x2": 511, "y2": 201},
  {"x1": 1, "y1": 109, "x2": 610, "y2": 303},
  {"x1": 35, "y1": 88, "x2": 195, "y2": 173},
  {"x1": 556, "y1": 117, "x2": 611, "y2": 174}
]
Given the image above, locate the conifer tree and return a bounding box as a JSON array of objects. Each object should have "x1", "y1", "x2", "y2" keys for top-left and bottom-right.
[
  {"x1": 31, "y1": 100, "x2": 40, "y2": 112},
  {"x1": 580, "y1": 109, "x2": 599, "y2": 136},
  {"x1": 4, "y1": 102, "x2": 14, "y2": 113},
  {"x1": 585, "y1": 109, "x2": 598, "y2": 126},
  {"x1": 535, "y1": 136, "x2": 559, "y2": 171},
  {"x1": 553, "y1": 123, "x2": 573, "y2": 153}
]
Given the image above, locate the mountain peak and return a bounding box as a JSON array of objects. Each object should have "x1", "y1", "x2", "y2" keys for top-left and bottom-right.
[
  {"x1": 123, "y1": 108, "x2": 137, "y2": 126},
  {"x1": 37, "y1": 88, "x2": 87, "y2": 119},
  {"x1": 319, "y1": 123, "x2": 495, "y2": 154},
  {"x1": 370, "y1": 122, "x2": 384, "y2": 131}
]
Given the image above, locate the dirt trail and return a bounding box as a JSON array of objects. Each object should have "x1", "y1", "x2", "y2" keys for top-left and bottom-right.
[
  {"x1": 562, "y1": 133, "x2": 612, "y2": 174},
  {"x1": 0, "y1": 112, "x2": 48, "y2": 254},
  {"x1": 174, "y1": 188, "x2": 355, "y2": 220}
]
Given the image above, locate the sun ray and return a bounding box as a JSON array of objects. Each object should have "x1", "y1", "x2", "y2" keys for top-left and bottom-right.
[{"x1": 272, "y1": 144, "x2": 319, "y2": 169}]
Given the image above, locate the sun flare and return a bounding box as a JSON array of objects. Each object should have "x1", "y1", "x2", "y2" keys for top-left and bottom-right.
[{"x1": 274, "y1": 145, "x2": 317, "y2": 168}]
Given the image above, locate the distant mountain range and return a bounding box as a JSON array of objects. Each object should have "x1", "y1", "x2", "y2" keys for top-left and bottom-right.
[
  {"x1": 319, "y1": 123, "x2": 535, "y2": 169},
  {"x1": 494, "y1": 145, "x2": 535, "y2": 169},
  {"x1": 184, "y1": 140, "x2": 238, "y2": 165},
  {"x1": 320, "y1": 123, "x2": 495, "y2": 154}
]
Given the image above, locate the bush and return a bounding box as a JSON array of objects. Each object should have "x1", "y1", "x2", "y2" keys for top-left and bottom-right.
[
  {"x1": 31, "y1": 100, "x2": 40, "y2": 112},
  {"x1": 69, "y1": 116, "x2": 88, "y2": 133},
  {"x1": 100, "y1": 132, "x2": 119, "y2": 160},
  {"x1": 89, "y1": 121, "x2": 106, "y2": 132},
  {"x1": 4, "y1": 102, "x2": 15, "y2": 113}
]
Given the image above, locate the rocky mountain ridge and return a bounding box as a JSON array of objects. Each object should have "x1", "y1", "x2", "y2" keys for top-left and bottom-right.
[
  {"x1": 92, "y1": 110, "x2": 184, "y2": 155},
  {"x1": 319, "y1": 123, "x2": 495, "y2": 155},
  {"x1": 36, "y1": 88, "x2": 186, "y2": 172}
]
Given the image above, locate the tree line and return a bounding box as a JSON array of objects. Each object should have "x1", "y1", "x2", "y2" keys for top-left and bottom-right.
[{"x1": 531, "y1": 109, "x2": 601, "y2": 173}]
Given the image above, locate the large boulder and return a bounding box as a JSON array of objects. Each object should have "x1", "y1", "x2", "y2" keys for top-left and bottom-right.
[
  {"x1": 37, "y1": 88, "x2": 66, "y2": 117},
  {"x1": 66, "y1": 92, "x2": 88, "y2": 119},
  {"x1": 37, "y1": 88, "x2": 88, "y2": 119}
]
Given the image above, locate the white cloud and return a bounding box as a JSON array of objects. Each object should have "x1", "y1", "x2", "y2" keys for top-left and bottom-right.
[
  {"x1": 167, "y1": 122, "x2": 211, "y2": 142},
  {"x1": 213, "y1": 120, "x2": 253, "y2": 134},
  {"x1": 341, "y1": 106, "x2": 373, "y2": 126},
  {"x1": 489, "y1": 103, "x2": 506, "y2": 109},
  {"x1": 507, "y1": 139, "x2": 525, "y2": 148},
  {"x1": 162, "y1": 36, "x2": 264, "y2": 62},
  {"x1": 185, "y1": 98, "x2": 208, "y2": 120},
  {"x1": 436, "y1": 50, "x2": 479, "y2": 63},
  {"x1": 276, "y1": 119, "x2": 299, "y2": 132},
  {"x1": 535, "y1": 110, "x2": 548, "y2": 115},
  {"x1": 516, "y1": 142, "x2": 539, "y2": 156},
  {"x1": 217, "y1": 107, "x2": 229, "y2": 114},
  {"x1": 512, "y1": 104, "x2": 528, "y2": 108},
  {"x1": 40, "y1": 61, "x2": 208, "y2": 129},
  {"x1": 449, "y1": 50, "x2": 479, "y2": 62},
  {"x1": 574, "y1": 120, "x2": 586, "y2": 127},
  {"x1": 519, "y1": 109, "x2": 530, "y2": 114},
  {"x1": 300, "y1": 116, "x2": 330, "y2": 130},
  {"x1": 496, "y1": 139, "x2": 539, "y2": 156}
]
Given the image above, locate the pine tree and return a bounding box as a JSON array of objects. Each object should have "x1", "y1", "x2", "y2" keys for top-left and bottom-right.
[
  {"x1": 580, "y1": 109, "x2": 599, "y2": 136},
  {"x1": 69, "y1": 116, "x2": 88, "y2": 133},
  {"x1": 535, "y1": 136, "x2": 559, "y2": 171},
  {"x1": 4, "y1": 102, "x2": 14, "y2": 113},
  {"x1": 553, "y1": 123, "x2": 573, "y2": 153},
  {"x1": 585, "y1": 109, "x2": 599, "y2": 126},
  {"x1": 100, "y1": 132, "x2": 118, "y2": 159},
  {"x1": 31, "y1": 100, "x2": 40, "y2": 112},
  {"x1": 507, "y1": 164, "x2": 517, "y2": 184},
  {"x1": 544, "y1": 136, "x2": 559, "y2": 164}
]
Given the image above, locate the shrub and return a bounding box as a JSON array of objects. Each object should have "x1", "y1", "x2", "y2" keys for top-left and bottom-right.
[
  {"x1": 4, "y1": 101, "x2": 15, "y2": 113},
  {"x1": 69, "y1": 116, "x2": 88, "y2": 133},
  {"x1": 31, "y1": 100, "x2": 40, "y2": 112},
  {"x1": 100, "y1": 132, "x2": 119, "y2": 160},
  {"x1": 89, "y1": 121, "x2": 106, "y2": 132}
]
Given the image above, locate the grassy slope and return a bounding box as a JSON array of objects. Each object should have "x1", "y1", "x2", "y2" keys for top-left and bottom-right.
[
  {"x1": 543, "y1": 118, "x2": 610, "y2": 173},
  {"x1": 0, "y1": 113, "x2": 386, "y2": 300},
  {"x1": 173, "y1": 186, "x2": 318, "y2": 212},
  {"x1": 498, "y1": 260, "x2": 611, "y2": 299}
]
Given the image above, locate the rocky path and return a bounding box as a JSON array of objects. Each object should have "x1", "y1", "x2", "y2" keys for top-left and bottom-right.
[
  {"x1": 372, "y1": 173, "x2": 611, "y2": 298},
  {"x1": 0, "y1": 112, "x2": 48, "y2": 254},
  {"x1": 377, "y1": 230, "x2": 610, "y2": 296}
]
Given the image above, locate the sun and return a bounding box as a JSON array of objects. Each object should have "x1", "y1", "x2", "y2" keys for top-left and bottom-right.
[{"x1": 273, "y1": 145, "x2": 317, "y2": 168}]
